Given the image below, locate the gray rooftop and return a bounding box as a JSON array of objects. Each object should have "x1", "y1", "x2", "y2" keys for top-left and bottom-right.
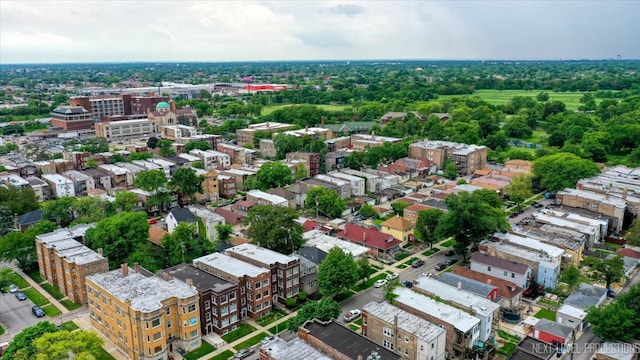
[
  {"x1": 362, "y1": 301, "x2": 445, "y2": 342},
  {"x1": 435, "y1": 273, "x2": 498, "y2": 299},
  {"x1": 88, "y1": 268, "x2": 197, "y2": 313},
  {"x1": 261, "y1": 337, "x2": 331, "y2": 360},
  {"x1": 414, "y1": 277, "x2": 500, "y2": 317},
  {"x1": 163, "y1": 263, "x2": 236, "y2": 294},
  {"x1": 471, "y1": 252, "x2": 530, "y2": 275},
  {"x1": 225, "y1": 243, "x2": 298, "y2": 266},
  {"x1": 534, "y1": 318, "x2": 573, "y2": 338},
  {"x1": 193, "y1": 252, "x2": 269, "y2": 278}
]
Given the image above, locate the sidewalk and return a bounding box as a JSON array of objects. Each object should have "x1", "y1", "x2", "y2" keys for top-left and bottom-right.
[{"x1": 11, "y1": 265, "x2": 70, "y2": 315}]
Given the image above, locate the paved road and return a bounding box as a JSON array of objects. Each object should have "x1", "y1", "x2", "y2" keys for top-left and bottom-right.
[{"x1": 0, "y1": 291, "x2": 42, "y2": 342}]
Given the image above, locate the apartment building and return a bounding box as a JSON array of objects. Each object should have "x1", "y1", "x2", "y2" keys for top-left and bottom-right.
[
  {"x1": 302, "y1": 230, "x2": 369, "y2": 259},
  {"x1": 236, "y1": 122, "x2": 296, "y2": 147},
  {"x1": 225, "y1": 243, "x2": 300, "y2": 302},
  {"x1": 313, "y1": 174, "x2": 351, "y2": 199},
  {"x1": 216, "y1": 143, "x2": 256, "y2": 165},
  {"x1": 95, "y1": 119, "x2": 158, "y2": 138},
  {"x1": 160, "y1": 125, "x2": 198, "y2": 141},
  {"x1": 26, "y1": 176, "x2": 51, "y2": 201},
  {"x1": 361, "y1": 301, "x2": 446, "y2": 360},
  {"x1": 434, "y1": 273, "x2": 500, "y2": 302},
  {"x1": 326, "y1": 171, "x2": 365, "y2": 197},
  {"x1": 408, "y1": 140, "x2": 487, "y2": 176},
  {"x1": 193, "y1": 253, "x2": 272, "y2": 319},
  {"x1": 282, "y1": 127, "x2": 333, "y2": 140},
  {"x1": 188, "y1": 206, "x2": 225, "y2": 242},
  {"x1": 393, "y1": 287, "x2": 481, "y2": 358},
  {"x1": 402, "y1": 204, "x2": 431, "y2": 224},
  {"x1": 35, "y1": 224, "x2": 108, "y2": 304},
  {"x1": 83, "y1": 168, "x2": 113, "y2": 190},
  {"x1": 62, "y1": 170, "x2": 96, "y2": 196},
  {"x1": 578, "y1": 166, "x2": 640, "y2": 218},
  {"x1": 511, "y1": 225, "x2": 585, "y2": 268},
  {"x1": 189, "y1": 149, "x2": 231, "y2": 169},
  {"x1": 555, "y1": 188, "x2": 626, "y2": 234},
  {"x1": 63, "y1": 151, "x2": 91, "y2": 170},
  {"x1": 340, "y1": 169, "x2": 381, "y2": 193},
  {"x1": 86, "y1": 265, "x2": 202, "y2": 360},
  {"x1": 452, "y1": 268, "x2": 523, "y2": 309},
  {"x1": 218, "y1": 174, "x2": 237, "y2": 199},
  {"x1": 246, "y1": 190, "x2": 289, "y2": 207},
  {"x1": 413, "y1": 276, "x2": 500, "y2": 343},
  {"x1": 99, "y1": 164, "x2": 134, "y2": 188},
  {"x1": 50, "y1": 106, "x2": 94, "y2": 131},
  {"x1": 530, "y1": 211, "x2": 601, "y2": 246},
  {"x1": 286, "y1": 152, "x2": 321, "y2": 177},
  {"x1": 470, "y1": 252, "x2": 533, "y2": 289},
  {"x1": 41, "y1": 173, "x2": 76, "y2": 197},
  {"x1": 162, "y1": 264, "x2": 240, "y2": 335},
  {"x1": 71, "y1": 95, "x2": 125, "y2": 119},
  {"x1": 350, "y1": 134, "x2": 402, "y2": 151},
  {"x1": 0, "y1": 173, "x2": 29, "y2": 189}
]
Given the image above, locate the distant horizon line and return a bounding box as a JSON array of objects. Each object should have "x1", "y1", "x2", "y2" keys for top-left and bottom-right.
[{"x1": 1, "y1": 57, "x2": 638, "y2": 66}]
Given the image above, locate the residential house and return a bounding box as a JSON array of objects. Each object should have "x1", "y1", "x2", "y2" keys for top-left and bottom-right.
[
  {"x1": 287, "y1": 152, "x2": 321, "y2": 177},
  {"x1": 162, "y1": 263, "x2": 240, "y2": 335},
  {"x1": 246, "y1": 189, "x2": 289, "y2": 207},
  {"x1": 225, "y1": 243, "x2": 300, "y2": 302},
  {"x1": 452, "y1": 268, "x2": 523, "y2": 309},
  {"x1": 434, "y1": 272, "x2": 500, "y2": 302},
  {"x1": 259, "y1": 337, "x2": 332, "y2": 360},
  {"x1": 511, "y1": 225, "x2": 585, "y2": 268},
  {"x1": 313, "y1": 174, "x2": 351, "y2": 199},
  {"x1": 166, "y1": 208, "x2": 198, "y2": 233},
  {"x1": 86, "y1": 265, "x2": 202, "y2": 360},
  {"x1": 14, "y1": 209, "x2": 43, "y2": 232},
  {"x1": 200, "y1": 169, "x2": 219, "y2": 202},
  {"x1": 267, "y1": 188, "x2": 296, "y2": 208},
  {"x1": 327, "y1": 171, "x2": 365, "y2": 197},
  {"x1": 35, "y1": 224, "x2": 108, "y2": 304},
  {"x1": 470, "y1": 252, "x2": 533, "y2": 289},
  {"x1": 408, "y1": 140, "x2": 487, "y2": 176},
  {"x1": 216, "y1": 143, "x2": 256, "y2": 166},
  {"x1": 380, "y1": 215, "x2": 414, "y2": 242},
  {"x1": 26, "y1": 176, "x2": 51, "y2": 201},
  {"x1": 98, "y1": 164, "x2": 134, "y2": 188},
  {"x1": 188, "y1": 206, "x2": 225, "y2": 243},
  {"x1": 528, "y1": 318, "x2": 573, "y2": 348},
  {"x1": 82, "y1": 168, "x2": 113, "y2": 190},
  {"x1": 337, "y1": 223, "x2": 403, "y2": 260},
  {"x1": 41, "y1": 173, "x2": 76, "y2": 198},
  {"x1": 62, "y1": 170, "x2": 96, "y2": 196},
  {"x1": 361, "y1": 301, "x2": 446, "y2": 360},
  {"x1": 297, "y1": 254, "x2": 319, "y2": 296},
  {"x1": 220, "y1": 168, "x2": 255, "y2": 191},
  {"x1": 556, "y1": 283, "x2": 607, "y2": 332},
  {"x1": 340, "y1": 169, "x2": 381, "y2": 193},
  {"x1": 403, "y1": 204, "x2": 431, "y2": 224},
  {"x1": 302, "y1": 230, "x2": 369, "y2": 259},
  {"x1": 193, "y1": 252, "x2": 272, "y2": 319},
  {"x1": 218, "y1": 174, "x2": 237, "y2": 198}
]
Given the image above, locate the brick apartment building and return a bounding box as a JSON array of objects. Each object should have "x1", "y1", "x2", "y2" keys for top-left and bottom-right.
[
  {"x1": 50, "y1": 106, "x2": 94, "y2": 131},
  {"x1": 86, "y1": 265, "x2": 201, "y2": 360},
  {"x1": 408, "y1": 140, "x2": 487, "y2": 176},
  {"x1": 193, "y1": 252, "x2": 272, "y2": 319},
  {"x1": 162, "y1": 263, "x2": 240, "y2": 335},
  {"x1": 35, "y1": 224, "x2": 108, "y2": 304},
  {"x1": 224, "y1": 243, "x2": 300, "y2": 302},
  {"x1": 236, "y1": 122, "x2": 296, "y2": 147},
  {"x1": 70, "y1": 95, "x2": 125, "y2": 120},
  {"x1": 286, "y1": 152, "x2": 322, "y2": 177},
  {"x1": 556, "y1": 188, "x2": 627, "y2": 234}
]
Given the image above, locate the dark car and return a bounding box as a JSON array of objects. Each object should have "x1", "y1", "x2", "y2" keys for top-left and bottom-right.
[
  {"x1": 32, "y1": 305, "x2": 45, "y2": 317},
  {"x1": 446, "y1": 257, "x2": 458, "y2": 266},
  {"x1": 434, "y1": 263, "x2": 447, "y2": 271},
  {"x1": 444, "y1": 249, "x2": 455, "y2": 256},
  {"x1": 15, "y1": 291, "x2": 27, "y2": 301},
  {"x1": 412, "y1": 259, "x2": 425, "y2": 268},
  {"x1": 402, "y1": 281, "x2": 413, "y2": 288}
]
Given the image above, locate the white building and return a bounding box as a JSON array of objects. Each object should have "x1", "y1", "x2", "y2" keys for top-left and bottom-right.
[
  {"x1": 327, "y1": 171, "x2": 365, "y2": 197},
  {"x1": 246, "y1": 190, "x2": 288, "y2": 207},
  {"x1": 42, "y1": 174, "x2": 76, "y2": 197},
  {"x1": 340, "y1": 168, "x2": 381, "y2": 193},
  {"x1": 302, "y1": 230, "x2": 369, "y2": 259},
  {"x1": 188, "y1": 205, "x2": 226, "y2": 242}
]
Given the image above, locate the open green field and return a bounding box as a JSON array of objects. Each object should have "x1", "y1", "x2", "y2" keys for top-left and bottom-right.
[
  {"x1": 440, "y1": 90, "x2": 592, "y2": 111},
  {"x1": 262, "y1": 104, "x2": 350, "y2": 116}
]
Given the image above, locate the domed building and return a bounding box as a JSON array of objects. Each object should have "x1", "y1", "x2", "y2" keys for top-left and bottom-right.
[{"x1": 147, "y1": 101, "x2": 197, "y2": 127}]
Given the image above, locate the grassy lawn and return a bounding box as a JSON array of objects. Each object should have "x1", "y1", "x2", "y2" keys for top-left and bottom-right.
[
  {"x1": 497, "y1": 329, "x2": 521, "y2": 343},
  {"x1": 538, "y1": 299, "x2": 562, "y2": 308},
  {"x1": 354, "y1": 318, "x2": 363, "y2": 326},
  {"x1": 94, "y1": 347, "x2": 116, "y2": 360},
  {"x1": 497, "y1": 341, "x2": 518, "y2": 356},
  {"x1": 10, "y1": 272, "x2": 31, "y2": 289},
  {"x1": 41, "y1": 283, "x2": 65, "y2": 300},
  {"x1": 396, "y1": 263, "x2": 410, "y2": 269},
  {"x1": 348, "y1": 324, "x2": 360, "y2": 331},
  {"x1": 184, "y1": 340, "x2": 216, "y2": 360},
  {"x1": 267, "y1": 322, "x2": 287, "y2": 335},
  {"x1": 28, "y1": 270, "x2": 45, "y2": 284},
  {"x1": 42, "y1": 304, "x2": 62, "y2": 317},
  {"x1": 221, "y1": 324, "x2": 257, "y2": 343},
  {"x1": 24, "y1": 288, "x2": 50, "y2": 306},
  {"x1": 395, "y1": 252, "x2": 410, "y2": 261},
  {"x1": 233, "y1": 332, "x2": 266, "y2": 351},
  {"x1": 604, "y1": 242, "x2": 623, "y2": 249},
  {"x1": 60, "y1": 320, "x2": 80, "y2": 332},
  {"x1": 440, "y1": 90, "x2": 592, "y2": 111},
  {"x1": 439, "y1": 239, "x2": 456, "y2": 248},
  {"x1": 261, "y1": 104, "x2": 350, "y2": 116},
  {"x1": 534, "y1": 308, "x2": 557, "y2": 321},
  {"x1": 256, "y1": 312, "x2": 285, "y2": 327},
  {"x1": 209, "y1": 350, "x2": 234, "y2": 360},
  {"x1": 334, "y1": 289, "x2": 357, "y2": 302},
  {"x1": 352, "y1": 273, "x2": 387, "y2": 292},
  {"x1": 422, "y1": 248, "x2": 440, "y2": 257},
  {"x1": 61, "y1": 299, "x2": 84, "y2": 311},
  {"x1": 0, "y1": 325, "x2": 4, "y2": 336}
]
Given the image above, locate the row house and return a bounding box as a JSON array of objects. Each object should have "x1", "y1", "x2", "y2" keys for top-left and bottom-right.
[
  {"x1": 216, "y1": 143, "x2": 256, "y2": 166},
  {"x1": 286, "y1": 152, "x2": 321, "y2": 177},
  {"x1": 225, "y1": 243, "x2": 300, "y2": 302},
  {"x1": 452, "y1": 268, "x2": 523, "y2": 310},
  {"x1": 41, "y1": 173, "x2": 76, "y2": 197},
  {"x1": 327, "y1": 171, "x2": 365, "y2": 197},
  {"x1": 162, "y1": 263, "x2": 240, "y2": 335},
  {"x1": 246, "y1": 189, "x2": 289, "y2": 207},
  {"x1": 62, "y1": 170, "x2": 96, "y2": 196},
  {"x1": 193, "y1": 252, "x2": 272, "y2": 319},
  {"x1": 221, "y1": 168, "x2": 256, "y2": 191},
  {"x1": 86, "y1": 265, "x2": 201, "y2": 360},
  {"x1": 99, "y1": 164, "x2": 134, "y2": 188},
  {"x1": 313, "y1": 174, "x2": 351, "y2": 199},
  {"x1": 530, "y1": 211, "x2": 602, "y2": 246},
  {"x1": 340, "y1": 169, "x2": 381, "y2": 193},
  {"x1": 511, "y1": 225, "x2": 585, "y2": 268},
  {"x1": 361, "y1": 301, "x2": 447, "y2": 360},
  {"x1": 63, "y1": 151, "x2": 91, "y2": 170},
  {"x1": 556, "y1": 188, "x2": 627, "y2": 234},
  {"x1": 577, "y1": 165, "x2": 640, "y2": 221},
  {"x1": 83, "y1": 167, "x2": 113, "y2": 190},
  {"x1": 393, "y1": 287, "x2": 481, "y2": 359},
  {"x1": 408, "y1": 140, "x2": 487, "y2": 176},
  {"x1": 189, "y1": 149, "x2": 231, "y2": 169},
  {"x1": 470, "y1": 252, "x2": 533, "y2": 289},
  {"x1": 26, "y1": 176, "x2": 51, "y2": 201},
  {"x1": 35, "y1": 224, "x2": 108, "y2": 304},
  {"x1": 324, "y1": 152, "x2": 345, "y2": 171}
]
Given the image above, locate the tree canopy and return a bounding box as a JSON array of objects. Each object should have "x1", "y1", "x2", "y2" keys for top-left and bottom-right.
[
  {"x1": 0, "y1": 185, "x2": 40, "y2": 216},
  {"x1": 505, "y1": 173, "x2": 533, "y2": 205},
  {"x1": 414, "y1": 209, "x2": 445, "y2": 247},
  {"x1": 84, "y1": 212, "x2": 150, "y2": 269},
  {"x1": 317, "y1": 247, "x2": 359, "y2": 296},
  {"x1": 1, "y1": 321, "x2": 59, "y2": 360},
  {"x1": 0, "y1": 220, "x2": 57, "y2": 272},
  {"x1": 286, "y1": 297, "x2": 342, "y2": 332},
  {"x1": 305, "y1": 187, "x2": 346, "y2": 219},
  {"x1": 532, "y1": 152, "x2": 600, "y2": 192},
  {"x1": 170, "y1": 167, "x2": 204, "y2": 204},
  {"x1": 34, "y1": 330, "x2": 104, "y2": 360},
  {"x1": 586, "y1": 283, "x2": 640, "y2": 341},
  {"x1": 245, "y1": 205, "x2": 303, "y2": 254},
  {"x1": 255, "y1": 162, "x2": 292, "y2": 190}
]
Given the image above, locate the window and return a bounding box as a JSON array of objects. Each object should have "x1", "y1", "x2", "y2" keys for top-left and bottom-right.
[
  {"x1": 264, "y1": 290, "x2": 269, "y2": 297},
  {"x1": 487, "y1": 266, "x2": 491, "y2": 271},
  {"x1": 256, "y1": 293, "x2": 262, "y2": 300},
  {"x1": 256, "y1": 282, "x2": 261, "y2": 289},
  {"x1": 230, "y1": 303, "x2": 237, "y2": 312},
  {"x1": 188, "y1": 304, "x2": 196, "y2": 313},
  {"x1": 431, "y1": 343, "x2": 434, "y2": 349},
  {"x1": 189, "y1": 317, "x2": 198, "y2": 326},
  {"x1": 404, "y1": 349, "x2": 409, "y2": 355},
  {"x1": 167, "y1": 320, "x2": 172, "y2": 328},
  {"x1": 190, "y1": 329, "x2": 198, "y2": 338},
  {"x1": 205, "y1": 301, "x2": 210, "y2": 310},
  {"x1": 383, "y1": 340, "x2": 394, "y2": 350},
  {"x1": 405, "y1": 335, "x2": 409, "y2": 343},
  {"x1": 229, "y1": 292, "x2": 236, "y2": 300},
  {"x1": 503, "y1": 271, "x2": 508, "y2": 276},
  {"x1": 383, "y1": 327, "x2": 394, "y2": 337},
  {"x1": 151, "y1": 318, "x2": 161, "y2": 328},
  {"x1": 512, "y1": 273, "x2": 515, "y2": 278},
  {"x1": 240, "y1": 287, "x2": 245, "y2": 295},
  {"x1": 221, "y1": 295, "x2": 227, "y2": 304},
  {"x1": 263, "y1": 279, "x2": 269, "y2": 287},
  {"x1": 206, "y1": 313, "x2": 211, "y2": 321},
  {"x1": 153, "y1": 332, "x2": 162, "y2": 341}
]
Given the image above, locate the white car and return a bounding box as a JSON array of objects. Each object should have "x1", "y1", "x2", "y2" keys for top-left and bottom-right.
[
  {"x1": 373, "y1": 279, "x2": 388, "y2": 288},
  {"x1": 343, "y1": 309, "x2": 361, "y2": 322},
  {"x1": 386, "y1": 273, "x2": 399, "y2": 281},
  {"x1": 8, "y1": 284, "x2": 18, "y2": 293}
]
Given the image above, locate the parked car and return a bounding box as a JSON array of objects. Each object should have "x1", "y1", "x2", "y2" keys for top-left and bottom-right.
[
  {"x1": 343, "y1": 309, "x2": 361, "y2": 322},
  {"x1": 444, "y1": 249, "x2": 455, "y2": 256},
  {"x1": 607, "y1": 289, "x2": 616, "y2": 298},
  {"x1": 260, "y1": 335, "x2": 275, "y2": 344},
  {"x1": 8, "y1": 284, "x2": 18, "y2": 293},
  {"x1": 234, "y1": 348, "x2": 255, "y2": 359},
  {"x1": 434, "y1": 263, "x2": 447, "y2": 271},
  {"x1": 374, "y1": 279, "x2": 388, "y2": 288},
  {"x1": 32, "y1": 305, "x2": 45, "y2": 317},
  {"x1": 15, "y1": 291, "x2": 27, "y2": 301},
  {"x1": 445, "y1": 257, "x2": 458, "y2": 266},
  {"x1": 412, "y1": 259, "x2": 425, "y2": 268},
  {"x1": 532, "y1": 201, "x2": 543, "y2": 208},
  {"x1": 402, "y1": 281, "x2": 414, "y2": 288},
  {"x1": 386, "y1": 273, "x2": 399, "y2": 281}
]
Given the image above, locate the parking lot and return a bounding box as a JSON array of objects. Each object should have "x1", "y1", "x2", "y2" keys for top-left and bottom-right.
[{"x1": 0, "y1": 291, "x2": 43, "y2": 342}]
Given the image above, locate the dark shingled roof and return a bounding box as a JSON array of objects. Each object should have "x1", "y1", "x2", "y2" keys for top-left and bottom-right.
[
  {"x1": 169, "y1": 208, "x2": 197, "y2": 223},
  {"x1": 435, "y1": 272, "x2": 498, "y2": 298},
  {"x1": 163, "y1": 263, "x2": 236, "y2": 293},
  {"x1": 17, "y1": 209, "x2": 43, "y2": 226},
  {"x1": 302, "y1": 320, "x2": 400, "y2": 360},
  {"x1": 299, "y1": 246, "x2": 328, "y2": 265},
  {"x1": 471, "y1": 252, "x2": 530, "y2": 275}
]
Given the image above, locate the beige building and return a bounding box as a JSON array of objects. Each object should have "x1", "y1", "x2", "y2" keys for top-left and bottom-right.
[
  {"x1": 556, "y1": 188, "x2": 627, "y2": 234},
  {"x1": 86, "y1": 265, "x2": 202, "y2": 360},
  {"x1": 236, "y1": 122, "x2": 296, "y2": 147},
  {"x1": 408, "y1": 140, "x2": 487, "y2": 176},
  {"x1": 35, "y1": 224, "x2": 108, "y2": 304},
  {"x1": 380, "y1": 215, "x2": 414, "y2": 242},
  {"x1": 95, "y1": 119, "x2": 158, "y2": 138}
]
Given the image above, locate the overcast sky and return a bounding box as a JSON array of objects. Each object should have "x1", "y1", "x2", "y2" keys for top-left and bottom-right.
[{"x1": 1, "y1": 1, "x2": 638, "y2": 64}]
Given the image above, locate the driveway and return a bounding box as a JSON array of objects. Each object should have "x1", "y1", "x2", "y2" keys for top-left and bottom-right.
[{"x1": 0, "y1": 291, "x2": 43, "y2": 342}]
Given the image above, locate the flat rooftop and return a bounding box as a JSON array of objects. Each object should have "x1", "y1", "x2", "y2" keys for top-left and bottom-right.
[
  {"x1": 193, "y1": 252, "x2": 269, "y2": 278},
  {"x1": 362, "y1": 301, "x2": 445, "y2": 342},
  {"x1": 480, "y1": 241, "x2": 559, "y2": 269},
  {"x1": 163, "y1": 263, "x2": 236, "y2": 293},
  {"x1": 88, "y1": 268, "x2": 197, "y2": 313},
  {"x1": 303, "y1": 230, "x2": 369, "y2": 258},
  {"x1": 511, "y1": 226, "x2": 584, "y2": 251},
  {"x1": 492, "y1": 232, "x2": 565, "y2": 258},
  {"x1": 225, "y1": 243, "x2": 297, "y2": 266},
  {"x1": 261, "y1": 337, "x2": 331, "y2": 360},
  {"x1": 246, "y1": 190, "x2": 287, "y2": 204},
  {"x1": 531, "y1": 213, "x2": 598, "y2": 236},
  {"x1": 558, "y1": 188, "x2": 627, "y2": 208},
  {"x1": 436, "y1": 273, "x2": 498, "y2": 299},
  {"x1": 393, "y1": 287, "x2": 480, "y2": 333},
  {"x1": 414, "y1": 277, "x2": 500, "y2": 317}
]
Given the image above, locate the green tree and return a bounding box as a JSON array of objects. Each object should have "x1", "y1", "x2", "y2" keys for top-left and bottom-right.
[
  {"x1": 294, "y1": 162, "x2": 308, "y2": 180},
  {"x1": 147, "y1": 136, "x2": 159, "y2": 149},
  {"x1": 192, "y1": 160, "x2": 205, "y2": 169},
  {"x1": 0, "y1": 267, "x2": 13, "y2": 291},
  {"x1": 34, "y1": 330, "x2": 104, "y2": 360},
  {"x1": 505, "y1": 173, "x2": 533, "y2": 205},
  {"x1": 215, "y1": 223, "x2": 233, "y2": 244},
  {"x1": 85, "y1": 158, "x2": 97, "y2": 168},
  {"x1": 358, "y1": 203, "x2": 377, "y2": 219},
  {"x1": 256, "y1": 162, "x2": 292, "y2": 190},
  {"x1": 42, "y1": 197, "x2": 77, "y2": 227},
  {"x1": 287, "y1": 297, "x2": 342, "y2": 332},
  {"x1": 84, "y1": 212, "x2": 150, "y2": 268},
  {"x1": 536, "y1": 92, "x2": 550, "y2": 102},
  {"x1": 0, "y1": 321, "x2": 59, "y2": 360},
  {"x1": 624, "y1": 219, "x2": 640, "y2": 246},
  {"x1": 391, "y1": 201, "x2": 410, "y2": 216},
  {"x1": 383, "y1": 278, "x2": 400, "y2": 303},
  {"x1": 443, "y1": 159, "x2": 458, "y2": 180},
  {"x1": 586, "y1": 300, "x2": 639, "y2": 342},
  {"x1": 356, "y1": 257, "x2": 373, "y2": 284},
  {"x1": 0, "y1": 185, "x2": 40, "y2": 216},
  {"x1": 0, "y1": 221, "x2": 57, "y2": 271},
  {"x1": 170, "y1": 168, "x2": 204, "y2": 204},
  {"x1": 594, "y1": 255, "x2": 625, "y2": 289},
  {"x1": 157, "y1": 139, "x2": 176, "y2": 157},
  {"x1": 0, "y1": 206, "x2": 12, "y2": 236},
  {"x1": 134, "y1": 170, "x2": 169, "y2": 211},
  {"x1": 127, "y1": 151, "x2": 153, "y2": 161},
  {"x1": 184, "y1": 141, "x2": 211, "y2": 152},
  {"x1": 558, "y1": 265, "x2": 582, "y2": 291},
  {"x1": 318, "y1": 247, "x2": 359, "y2": 296},
  {"x1": 162, "y1": 223, "x2": 210, "y2": 266},
  {"x1": 306, "y1": 187, "x2": 346, "y2": 219},
  {"x1": 414, "y1": 209, "x2": 444, "y2": 248},
  {"x1": 437, "y1": 190, "x2": 509, "y2": 263},
  {"x1": 532, "y1": 153, "x2": 600, "y2": 192},
  {"x1": 245, "y1": 205, "x2": 303, "y2": 254},
  {"x1": 113, "y1": 191, "x2": 140, "y2": 212}
]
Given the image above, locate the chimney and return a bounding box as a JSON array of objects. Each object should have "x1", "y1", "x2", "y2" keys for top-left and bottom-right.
[
  {"x1": 623, "y1": 188, "x2": 628, "y2": 200},
  {"x1": 186, "y1": 278, "x2": 194, "y2": 287},
  {"x1": 120, "y1": 263, "x2": 128, "y2": 277},
  {"x1": 97, "y1": 248, "x2": 103, "y2": 256},
  {"x1": 134, "y1": 262, "x2": 139, "y2": 273},
  {"x1": 362, "y1": 231, "x2": 367, "y2": 242},
  {"x1": 161, "y1": 271, "x2": 171, "y2": 281},
  {"x1": 487, "y1": 279, "x2": 492, "y2": 285},
  {"x1": 458, "y1": 281, "x2": 462, "y2": 290}
]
